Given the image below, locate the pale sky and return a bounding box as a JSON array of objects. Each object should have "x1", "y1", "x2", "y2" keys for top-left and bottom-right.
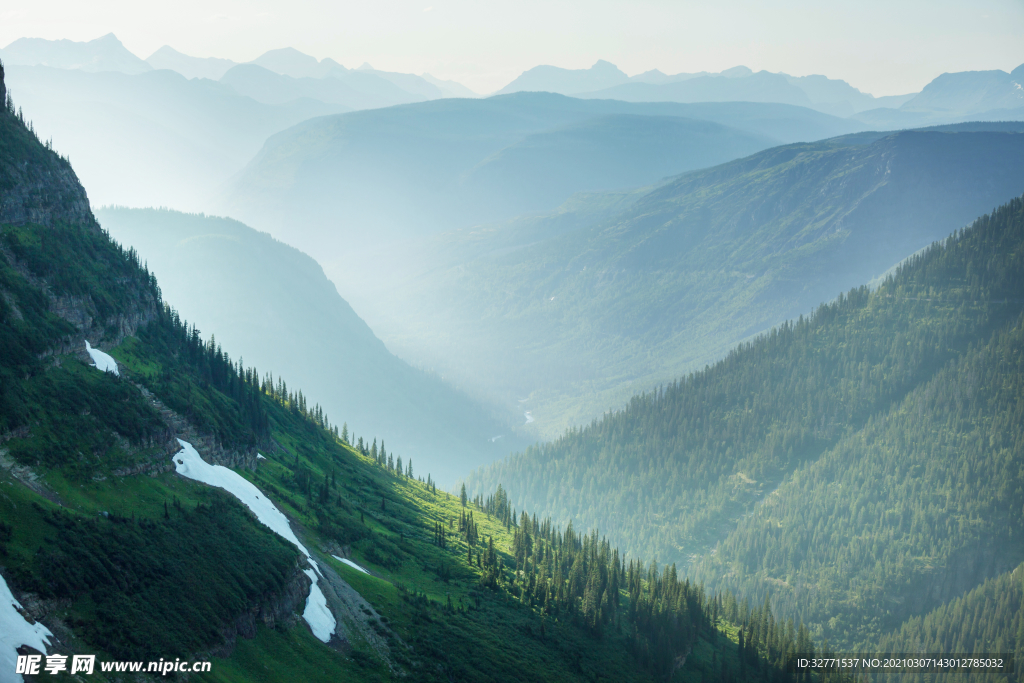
[{"x1": 1, "y1": 0, "x2": 1022, "y2": 95}]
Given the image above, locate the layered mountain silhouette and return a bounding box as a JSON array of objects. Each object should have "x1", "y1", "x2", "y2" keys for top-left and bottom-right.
[
  {"x1": 494, "y1": 59, "x2": 1024, "y2": 122},
  {"x1": 218, "y1": 92, "x2": 864, "y2": 264},
  {"x1": 146, "y1": 45, "x2": 237, "y2": 80},
  {"x1": 495, "y1": 60, "x2": 915, "y2": 116}
]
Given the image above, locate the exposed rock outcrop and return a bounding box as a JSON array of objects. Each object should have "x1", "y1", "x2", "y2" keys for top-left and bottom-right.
[{"x1": 213, "y1": 561, "x2": 313, "y2": 657}]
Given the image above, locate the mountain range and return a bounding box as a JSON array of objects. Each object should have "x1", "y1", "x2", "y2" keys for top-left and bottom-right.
[
  {"x1": 4, "y1": 33, "x2": 1019, "y2": 224},
  {"x1": 0, "y1": 36, "x2": 478, "y2": 209},
  {"x1": 217, "y1": 93, "x2": 864, "y2": 269},
  {"x1": 497, "y1": 59, "x2": 1024, "y2": 122}
]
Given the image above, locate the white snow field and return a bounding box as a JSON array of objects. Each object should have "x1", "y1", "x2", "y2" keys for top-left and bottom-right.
[
  {"x1": 1, "y1": 575, "x2": 53, "y2": 683},
  {"x1": 172, "y1": 440, "x2": 336, "y2": 642},
  {"x1": 84, "y1": 340, "x2": 119, "y2": 375},
  {"x1": 332, "y1": 555, "x2": 370, "y2": 574},
  {"x1": 301, "y1": 569, "x2": 335, "y2": 642}
]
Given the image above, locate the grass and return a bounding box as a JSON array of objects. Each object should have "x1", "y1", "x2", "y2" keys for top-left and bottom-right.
[{"x1": 198, "y1": 625, "x2": 387, "y2": 683}]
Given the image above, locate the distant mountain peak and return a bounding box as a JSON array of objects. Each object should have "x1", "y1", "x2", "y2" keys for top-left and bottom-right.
[
  {"x1": 357, "y1": 62, "x2": 375, "y2": 71},
  {"x1": 496, "y1": 59, "x2": 629, "y2": 95},
  {"x1": 321, "y1": 57, "x2": 347, "y2": 71},
  {"x1": 1, "y1": 33, "x2": 151, "y2": 74},
  {"x1": 249, "y1": 47, "x2": 332, "y2": 78},
  {"x1": 145, "y1": 45, "x2": 237, "y2": 80},
  {"x1": 718, "y1": 65, "x2": 753, "y2": 78}
]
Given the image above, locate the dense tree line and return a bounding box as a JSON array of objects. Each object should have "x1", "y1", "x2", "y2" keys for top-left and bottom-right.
[{"x1": 695, "y1": 313, "x2": 1024, "y2": 645}]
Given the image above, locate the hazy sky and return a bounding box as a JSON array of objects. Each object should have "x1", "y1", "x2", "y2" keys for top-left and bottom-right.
[{"x1": 1, "y1": 0, "x2": 1022, "y2": 95}]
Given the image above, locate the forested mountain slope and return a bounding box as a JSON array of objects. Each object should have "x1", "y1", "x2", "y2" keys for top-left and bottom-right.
[
  {"x1": 0, "y1": 66, "x2": 776, "y2": 683},
  {"x1": 465, "y1": 194, "x2": 1024, "y2": 648},
  {"x1": 371, "y1": 128, "x2": 1024, "y2": 437},
  {"x1": 96, "y1": 207, "x2": 524, "y2": 483}
]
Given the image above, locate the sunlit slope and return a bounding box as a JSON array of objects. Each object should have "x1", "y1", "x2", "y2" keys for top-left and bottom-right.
[
  {"x1": 96, "y1": 207, "x2": 523, "y2": 484},
  {"x1": 466, "y1": 195, "x2": 1024, "y2": 648},
  {"x1": 371, "y1": 129, "x2": 1024, "y2": 437},
  {"x1": 217, "y1": 92, "x2": 861, "y2": 256}
]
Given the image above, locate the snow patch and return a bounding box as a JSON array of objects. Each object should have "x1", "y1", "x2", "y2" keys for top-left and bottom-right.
[
  {"x1": 85, "y1": 340, "x2": 119, "y2": 375},
  {"x1": 172, "y1": 440, "x2": 335, "y2": 641},
  {"x1": 173, "y1": 440, "x2": 307, "y2": 556},
  {"x1": 1, "y1": 574, "x2": 52, "y2": 683},
  {"x1": 302, "y1": 569, "x2": 335, "y2": 642},
  {"x1": 524, "y1": 411, "x2": 534, "y2": 425},
  {"x1": 256, "y1": 453, "x2": 266, "y2": 460},
  {"x1": 332, "y1": 555, "x2": 370, "y2": 574}
]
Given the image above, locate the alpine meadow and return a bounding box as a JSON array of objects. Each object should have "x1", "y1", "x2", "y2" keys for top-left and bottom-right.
[{"x1": 2, "y1": 7, "x2": 1024, "y2": 683}]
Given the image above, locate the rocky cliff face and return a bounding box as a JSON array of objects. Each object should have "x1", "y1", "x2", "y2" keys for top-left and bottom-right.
[
  {"x1": 0, "y1": 67, "x2": 159, "y2": 353},
  {"x1": 214, "y1": 561, "x2": 313, "y2": 656},
  {"x1": 0, "y1": 69, "x2": 249, "y2": 476}
]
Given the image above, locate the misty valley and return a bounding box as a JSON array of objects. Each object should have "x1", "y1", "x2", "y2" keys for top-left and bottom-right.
[{"x1": 1, "y1": 27, "x2": 1023, "y2": 683}]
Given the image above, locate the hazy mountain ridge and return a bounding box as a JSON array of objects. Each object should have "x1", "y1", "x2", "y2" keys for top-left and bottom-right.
[
  {"x1": 96, "y1": 207, "x2": 524, "y2": 484},
  {"x1": 219, "y1": 92, "x2": 863, "y2": 265},
  {"x1": 0, "y1": 33, "x2": 151, "y2": 74},
  {"x1": 2, "y1": 64, "x2": 348, "y2": 210},
  {"x1": 496, "y1": 58, "x2": 1024, "y2": 124},
  {"x1": 495, "y1": 59, "x2": 913, "y2": 116},
  {"x1": 364, "y1": 127, "x2": 1024, "y2": 438},
  {"x1": 145, "y1": 44, "x2": 237, "y2": 80}
]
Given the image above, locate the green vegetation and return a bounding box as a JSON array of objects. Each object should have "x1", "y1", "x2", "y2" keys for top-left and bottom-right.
[
  {"x1": 468, "y1": 195, "x2": 1024, "y2": 650},
  {"x1": 23, "y1": 497, "x2": 298, "y2": 661}
]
